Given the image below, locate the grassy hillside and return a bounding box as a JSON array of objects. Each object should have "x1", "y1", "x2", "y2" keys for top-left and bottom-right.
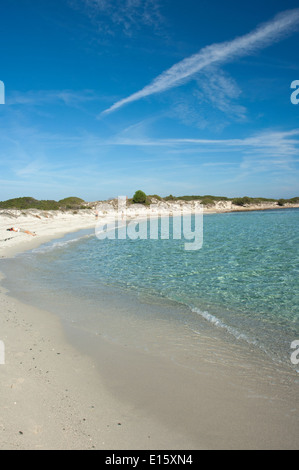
[
  {"x1": 156, "y1": 194, "x2": 299, "y2": 206},
  {"x1": 0, "y1": 197, "x2": 86, "y2": 210},
  {"x1": 0, "y1": 194, "x2": 298, "y2": 210}
]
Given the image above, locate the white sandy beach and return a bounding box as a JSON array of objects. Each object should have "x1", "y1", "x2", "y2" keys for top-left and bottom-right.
[
  {"x1": 0, "y1": 203, "x2": 299, "y2": 450},
  {"x1": 0, "y1": 209, "x2": 96, "y2": 259}
]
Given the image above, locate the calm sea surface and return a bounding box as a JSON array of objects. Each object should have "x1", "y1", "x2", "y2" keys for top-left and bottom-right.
[{"x1": 2, "y1": 208, "x2": 299, "y2": 369}]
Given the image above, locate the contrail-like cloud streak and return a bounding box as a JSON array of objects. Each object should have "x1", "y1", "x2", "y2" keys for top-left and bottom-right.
[{"x1": 101, "y1": 8, "x2": 299, "y2": 115}]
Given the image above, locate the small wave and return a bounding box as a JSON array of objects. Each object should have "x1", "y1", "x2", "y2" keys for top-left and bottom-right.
[
  {"x1": 31, "y1": 233, "x2": 94, "y2": 254},
  {"x1": 190, "y1": 307, "x2": 293, "y2": 368},
  {"x1": 191, "y1": 307, "x2": 259, "y2": 347}
]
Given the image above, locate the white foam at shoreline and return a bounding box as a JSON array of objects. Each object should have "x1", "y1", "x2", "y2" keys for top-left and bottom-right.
[
  {"x1": 29, "y1": 231, "x2": 94, "y2": 255},
  {"x1": 190, "y1": 306, "x2": 294, "y2": 369},
  {"x1": 191, "y1": 306, "x2": 258, "y2": 345}
]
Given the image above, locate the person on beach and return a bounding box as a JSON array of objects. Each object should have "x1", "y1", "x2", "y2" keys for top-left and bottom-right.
[{"x1": 7, "y1": 227, "x2": 36, "y2": 237}]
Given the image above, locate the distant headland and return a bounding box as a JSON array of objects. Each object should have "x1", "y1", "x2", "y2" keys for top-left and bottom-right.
[{"x1": 0, "y1": 194, "x2": 298, "y2": 212}]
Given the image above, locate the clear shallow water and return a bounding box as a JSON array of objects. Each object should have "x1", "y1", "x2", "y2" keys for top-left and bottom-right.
[{"x1": 1, "y1": 209, "x2": 299, "y2": 369}]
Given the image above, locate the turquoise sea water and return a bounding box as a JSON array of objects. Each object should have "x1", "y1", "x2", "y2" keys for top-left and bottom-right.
[{"x1": 2, "y1": 209, "x2": 299, "y2": 368}]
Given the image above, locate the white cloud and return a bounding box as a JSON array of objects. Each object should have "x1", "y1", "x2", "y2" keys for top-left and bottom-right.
[
  {"x1": 108, "y1": 128, "x2": 299, "y2": 151},
  {"x1": 195, "y1": 67, "x2": 247, "y2": 121},
  {"x1": 74, "y1": 0, "x2": 163, "y2": 35},
  {"x1": 108, "y1": 128, "x2": 299, "y2": 175},
  {"x1": 7, "y1": 89, "x2": 97, "y2": 107},
  {"x1": 101, "y1": 8, "x2": 299, "y2": 115}
]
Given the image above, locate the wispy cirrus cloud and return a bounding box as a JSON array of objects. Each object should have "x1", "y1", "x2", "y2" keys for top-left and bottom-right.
[
  {"x1": 108, "y1": 127, "x2": 299, "y2": 151},
  {"x1": 7, "y1": 89, "x2": 97, "y2": 107},
  {"x1": 195, "y1": 67, "x2": 247, "y2": 121},
  {"x1": 101, "y1": 8, "x2": 299, "y2": 115},
  {"x1": 71, "y1": 0, "x2": 163, "y2": 36},
  {"x1": 167, "y1": 66, "x2": 247, "y2": 130},
  {"x1": 165, "y1": 129, "x2": 299, "y2": 155},
  {"x1": 109, "y1": 128, "x2": 299, "y2": 172},
  {"x1": 109, "y1": 128, "x2": 299, "y2": 187},
  {"x1": 1, "y1": 119, "x2": 297, "y2": 199}
]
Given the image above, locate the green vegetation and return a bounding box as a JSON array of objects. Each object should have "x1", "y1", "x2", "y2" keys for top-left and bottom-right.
[
  {"x1": 278, "y1": 199, "x2": 286, "y2": 206},
  {"x1": 0, "y1": 197, "x2": 59, "y2": 210},
  {"x1": 164, "y1": 195, "x2": 230, "y2": 204},
  {"x1": 232, "y1": 196, "x2": 252, "y2": 207},
  {"x1": 200, "y1": 197, "x2": 217, "y2": 206},
  {"x1": 58, "y1": 197, "x2": 85, "y2": 209},
  {"x1": 278, "y1": 197, "x2": 299, "y2": 206},
  {"x1": 147, "y1": 194, "x2": 162, "y2": 201},
  {"x1": 133, "y1": 192, "x2": 299, "y2": 207},
  {"x1": 133, "y1": 190, "x2": 147, "y2": 204},
  {"x1": 58, "y1": 197, "x2": 85, "y2": 206},
  {"x1": 164, "y1": 194, "x2": 176, "y2": 201},
  {"x1": 0, "y1": 196, "x2": 86, "y2": 211},
  {"x1": 1, "y1": 193, "x2": 298, "y2": 211},
  {"x1": 232, "y1": 196, "x2": 280, "y2": 206}
]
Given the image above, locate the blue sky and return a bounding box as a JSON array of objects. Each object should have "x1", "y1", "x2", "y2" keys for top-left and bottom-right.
[{"x1": 1, "y1": 0, "x2": 299, "y2": 201}]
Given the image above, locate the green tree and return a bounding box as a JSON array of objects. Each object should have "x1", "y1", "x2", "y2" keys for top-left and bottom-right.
[{"x1": 133, "y1": 190, "x2": 147, "y2": 204}]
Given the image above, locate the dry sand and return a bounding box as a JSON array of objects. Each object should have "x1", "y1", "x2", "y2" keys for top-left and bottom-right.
[
  {"x1": 0, "y1": 204, "x2": 298, "y2": 450},
  {"x1": 0, "y1": 209, "x2": 96, "y2": 259}
]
